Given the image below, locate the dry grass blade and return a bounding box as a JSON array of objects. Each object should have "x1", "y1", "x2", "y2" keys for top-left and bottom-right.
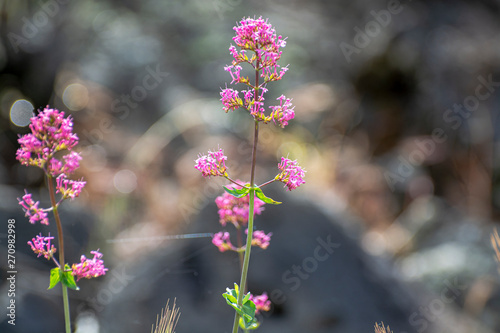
[
  {"x1": 374, "y1": 322, "x2": 393, "y2": 333},
  {"x1": 151, "y1": 299, "x2": 180, "y2": 333},
  {"x1": 491, "y1": 229, "x2": 500, "y2": 272}
]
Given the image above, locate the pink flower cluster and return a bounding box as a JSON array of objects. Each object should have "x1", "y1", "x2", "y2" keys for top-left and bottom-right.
[
  {"x1": 71, "y1": 250, "x2": 108, "y2": 281},
  {"x1": 56, "y1": 175, "x2": 86, "y2": 200},
  {"x1": 28, "y1": 233, "x2": 56, "y2": 260},
  {"x1": 211, "y1": 184, "x2": 272, "y2": 252},
  {"x1": 270, "y1": 95, "x2": 295, "y2": 128},
  {"x1": 220, "y1": 87, "x2": 242, "y2": 113},
  {"x1": 249, "y1": 292, "x2": 271, "y2": 314},
  {"x1": 276, "y1": 157, "x2": 306, "y2": 191},
  {"x1": 16, "y1": 106, "x2": 78, "y2": 173},
  {"x1": 194, "y1": 148, "x2": 228, "y2": 178},
  {"x1": 17, "y1": 107, "x2": 86, "y2": 224},
  {"x1": 212, "y1": 229, "x2": 272, "y2": 252},
  {"x1": 231, "y1": 17, "x2": 286, "y2": 69},
  {"x1": 215, "y1": 184, "x2": 265, "y2": 227},
  {"x1": 220, "y1": 17, "x2": 295, "y2": 128},
  {"x1": 248, "y1": 229, "x2": 272, "y2": 250},
  {"x1": 18, "y1": 191, "x2": 49, "y2": 225},
  {"x1": 212, "y1": 232, "x2": 234, "y2": 252}
]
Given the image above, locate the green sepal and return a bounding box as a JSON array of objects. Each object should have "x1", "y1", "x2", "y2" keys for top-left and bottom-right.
[
  {"x1": 61, "y1": 264, "x2": 80, "y2": 290},
  {"x1": 222, "y1": 283, "x2": 258, "y2": 330},
  {"x1": 48, "y1": 267, "x2": 62, "y2": 290},
  {"x1": 255, "y1": 187, "x2": 282, "y2": 205},
  {"x1": 223, "y1": 185, "x2": 250, "y2": 198}
]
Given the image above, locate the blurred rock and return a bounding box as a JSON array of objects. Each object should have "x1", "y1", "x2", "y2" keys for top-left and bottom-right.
[{"x1": 98, "y1": 196, "x2": 421, "y2": 333}]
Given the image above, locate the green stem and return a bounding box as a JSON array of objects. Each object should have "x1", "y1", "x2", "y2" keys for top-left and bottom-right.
[
  {"x1": 236, "y1": 227, "x2": 244, "y2": 272},
  {"x1": 231, "y1": 57, "x2": 261, "y2": 333},
  {"x1": 232, "y1": 120, "x2": 260, "y2": 333},
  {"x1": 47, "y1": 175, "x2": 71, "y2": 333}
]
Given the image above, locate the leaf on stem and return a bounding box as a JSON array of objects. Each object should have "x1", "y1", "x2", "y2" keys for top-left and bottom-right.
[
  {"x1": 222, "y1": 284, "x2": 258, "y2": 330},
  {"x1": 223, "y1": 185, "x2": 250, "y2": 198},
  {"x1": 49, "y1": 267, "x2": 61, "y2": 289},
  {"x1": 62, "y1": 264, "x2": 79, "y2": 290},
  {"x1": 255, "y1": 187, "x2": 281, "y2": 205}
]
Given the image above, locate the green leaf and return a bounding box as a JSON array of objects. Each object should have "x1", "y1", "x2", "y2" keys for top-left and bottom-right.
[
  {"x1": 222, "y1": 284, "x2": 258, "y2": 330},
  {"x1": 240, "y1": 299, "x2": 257, "y2": 329},
  {"x1": 239, "y1": 316, "x2": 260, "y2": 330},
  {"x1": 61, "y1": 264, "x2": 80, "y2": 290},
  {"x1": 223, "y1": 185, "x2": 250, "y2": 198},
  {"x1": 255, "y1": 188, "x2": 282, "y2": 205},
  {"x1": 48, "y1": 267, "x2": 62, "y2": 290}
]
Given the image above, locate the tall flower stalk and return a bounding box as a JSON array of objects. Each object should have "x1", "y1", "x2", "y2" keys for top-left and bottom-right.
[
  {"x1": 195, "y1": 17, "x2": 305, "y2": 332},
  {"x1": 17, "y1": 106, "x2": 107, "y2": 333}
]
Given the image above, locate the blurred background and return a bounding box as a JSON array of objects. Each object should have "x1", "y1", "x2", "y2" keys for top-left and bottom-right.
[{"x1": 1, "y1": 0, "x2": 500, "y2": 332}]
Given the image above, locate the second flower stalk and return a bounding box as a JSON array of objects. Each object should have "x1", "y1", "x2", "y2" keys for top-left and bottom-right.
[{"x1": 195, "y1": 16, "x2": 305, "y2": 332}]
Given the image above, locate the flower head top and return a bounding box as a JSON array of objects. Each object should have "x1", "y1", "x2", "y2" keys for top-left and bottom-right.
[
  {"x1": 28, "y1": 233, "x2": 56, "y2": 260},
  {"x1": 16, "y1": 106, "x2": 79, "y2": 175},
  {"x1": 215, "y1": 183, "x2": 265, "y2": 228},
  {"x1": 231, "y1": 17, "x2": 286, "y2": 69},
  {"x1": 276, "y1": 157, "x2": 306, "y2": 191},
  {"x1": 17, "y1": 106, "x2": 86, "y2": 224},
  {"x1": 71, "y1": 250, "x2": 108, "y2": 281},
  {"x1": 194, "y1": 148, "x2": 228, "y2": 178},
  {"x1": 221, "y1": 17, "x2": 294, "y2": 127}
]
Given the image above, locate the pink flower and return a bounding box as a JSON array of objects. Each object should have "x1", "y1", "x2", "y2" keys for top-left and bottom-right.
[
  {"x1": 262, "y1": 64, "x2": 289, "y2": 82},
  {"x1": 16, "y1": 106, "x2": 85, "y2": 209},
  {"x1": 56, "y1": 175, "x2": 86, "y2": 200},
  {"x1": 16, "y1": 134, "x2": 42, "y2": 166},
  {"x1": 48, "y1": 157, "x2": 63, "y2": 176},
  {"x1": 276, "y1": 157, "x2": 306, "y2": 191},
  {"x1": 18, "y1": 191, "x2": 49, "y2": 225},
  {"x1": 221, "y1": 17, "x2": 290, "y2": 123},
  {"x1": 212, "y1": 232, "x2": 235, "y2": 252},
  {"x1": 248, "y1": 229, "x2": 272, "y2": 249},
  {"x1": 220, "y1": 88, "x2": 242, "y2": 113},
  {"x1": 269, "y1": 95, "x2": 295, "y2": 128},
  {"x1": 215, "y1": 183, "x2": 265, "y2": 228},
  {"x1": 28, "y1": 233, "x2": 56, "y2": 260},
  {"x1": 16, "y1": 106, "x2": 79, "y2": 172},
  {"x1": 62, "y1": 151, "x2": 82, "y2": 175},
  {"x1": 249, "y1": 292, "x2": 271, "y2": 314},
  {"x1": 232, "y1": 17, "x2": 286, "y2": 67},
  {"x1": 225, "y1": 65, "x2": 245, "y2": 84},
  {"x1": 71, "y1": 250, "x2": 108, "y2": 281},
  {"x1": 194, "y1": 148, "x2": 228, "y2": 178}
]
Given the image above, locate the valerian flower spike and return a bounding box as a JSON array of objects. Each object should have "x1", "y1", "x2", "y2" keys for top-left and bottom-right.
[
  {"x1": 198, "y1": 17, "x2": 304, "y2": 332},
  {"x1": 220, "y1": 16, "x2": 295, "y2": 128},
  {"x1": 16, "y1": 105, "x2": 106, "y2": 333}
]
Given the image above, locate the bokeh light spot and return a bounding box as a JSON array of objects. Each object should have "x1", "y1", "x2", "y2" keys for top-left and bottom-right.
[
  {"x1": 63, "y1": 83, "x2": 89, "y2": 111},
  {"x1": 10, "y1": 99, "x2": 34, "y2": 127},
  {"x1": 113, "y1": 169, "x2": 137, "y2": 194}
]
